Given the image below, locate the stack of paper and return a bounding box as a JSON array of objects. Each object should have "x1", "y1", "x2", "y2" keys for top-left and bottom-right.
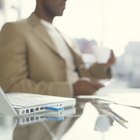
[{"x1": 78, "y1": 88, "x2": 140, "y2": 108}]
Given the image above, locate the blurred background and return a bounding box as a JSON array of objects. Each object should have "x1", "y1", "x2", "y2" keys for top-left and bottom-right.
[{"x1": 1, "y1": 0, "x2": 140, "y2": 87}]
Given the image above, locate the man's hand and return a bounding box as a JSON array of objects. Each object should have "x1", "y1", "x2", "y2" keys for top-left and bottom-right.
[
  {"x1": 106, "y1": 49, "x2": 116, "y2": 66},
  {"x1": 73, "y1": 78, "x2": 104, "y2": 96}
]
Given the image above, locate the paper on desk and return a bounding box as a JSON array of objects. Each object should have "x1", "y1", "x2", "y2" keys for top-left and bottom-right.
[{"x1": 78, "y1": 88, "x2": 140, "y2": 108}]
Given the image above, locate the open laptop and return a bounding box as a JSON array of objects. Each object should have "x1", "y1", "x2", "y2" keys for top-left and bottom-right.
[{"x1": 0, "y1": 87, "x2": 76, "y2": 116}]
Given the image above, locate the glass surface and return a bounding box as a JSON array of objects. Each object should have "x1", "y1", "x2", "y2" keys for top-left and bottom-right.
[{"x1": 1, "y1": 98, "x2": 140, "y2": 140}]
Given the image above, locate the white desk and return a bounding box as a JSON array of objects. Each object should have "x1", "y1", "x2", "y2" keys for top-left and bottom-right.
[{"x1": 1, "y1": 79, "x2": 140, "y2": 140}]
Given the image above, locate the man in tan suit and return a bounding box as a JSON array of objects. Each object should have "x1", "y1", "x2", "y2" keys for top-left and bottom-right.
[{"x1": 0, "y1": 0, "x2": 115, "y2": 97}]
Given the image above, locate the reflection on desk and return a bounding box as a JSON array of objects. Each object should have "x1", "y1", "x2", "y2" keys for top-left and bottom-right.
[
  {"x1": 17, "y1": 107, "x2": 76, "y2": 125},
  {"x1": 0, "y1": 115, "x2": 16, "y2": 140},
  {"x1": 0, "y1": 96, "x2": 140, "y2": 140},
  {"x1": 0, "y1": 107, "x2": 76, "y2": 140}
]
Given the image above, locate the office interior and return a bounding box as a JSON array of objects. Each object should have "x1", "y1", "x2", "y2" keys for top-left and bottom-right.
[
  {"x1": 1, "y1": 0, "x2": 140, "y2": 87},
  {"x1": 1, "y1": 0, "x2": 140, "y2": 140}
]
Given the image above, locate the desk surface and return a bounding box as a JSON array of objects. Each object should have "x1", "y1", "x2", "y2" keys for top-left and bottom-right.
[{"x1": 0, "y1": 96, "x2": 140, "y2": 140}]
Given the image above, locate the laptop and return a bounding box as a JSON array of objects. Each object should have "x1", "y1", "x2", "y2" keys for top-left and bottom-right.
[
  {"x1": 0, "y1": 87, "x2": 76, "y2": 116},
  {"x1": 17, "y1": 107, "x2": 76, "y2": 125}
]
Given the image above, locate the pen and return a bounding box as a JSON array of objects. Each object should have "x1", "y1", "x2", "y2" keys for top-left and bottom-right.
[
  {"x1": 111, "y1": 114, "x2": 128, "y2": 129},
  {"x1": 104, "y1": 108, "x2": 128, "y2": 128},
  {"x1": 108, "y1": 108, "x2": 128, "y2": 123},
  {"x1": 97, "y1": 106, "x2": 128, "y2": 128},
  {"x1": 98, "y1": 103, "x2": 128, "y2": 123},
  {"x1": 94, "y1": 103, "x2": 128, "y2": 129}
]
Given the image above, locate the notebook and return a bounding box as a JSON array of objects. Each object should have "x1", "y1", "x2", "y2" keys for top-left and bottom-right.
[{"x1": 0, "y1": 87, "x2": 76, "y2": 116}]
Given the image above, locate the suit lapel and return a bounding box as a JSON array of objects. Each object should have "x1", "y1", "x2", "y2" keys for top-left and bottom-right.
[
  {"x1": 27, "y1": 13, "x2": 60, "y2": 55},
  {"x1": 58, "y1": 31, "x2": 84, "y2": 68},
  {"x1": 59, "y1": 31, "x2": 82, "y2": 57},
  {"x1": 27, "y1": 13, "x2": 83, "y2": 64}
]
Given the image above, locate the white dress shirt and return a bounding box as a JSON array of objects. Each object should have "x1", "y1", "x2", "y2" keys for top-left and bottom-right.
[{"x1": 40, "y1": 20, "x2": 79, "y2": 83}]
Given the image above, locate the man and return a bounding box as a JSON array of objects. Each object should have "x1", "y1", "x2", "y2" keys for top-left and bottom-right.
[{"x1": 0, "y1": 0, "x2": 115, "y2": 97}]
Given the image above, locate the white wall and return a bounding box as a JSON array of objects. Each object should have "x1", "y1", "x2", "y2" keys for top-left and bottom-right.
[{"x1": 1, "y1": 0, "x2": 140, "y2": 56}]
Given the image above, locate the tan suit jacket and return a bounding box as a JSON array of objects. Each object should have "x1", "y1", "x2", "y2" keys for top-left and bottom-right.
[{"x1": 0, "y1": 13, "x2": 111, "y2": 97}]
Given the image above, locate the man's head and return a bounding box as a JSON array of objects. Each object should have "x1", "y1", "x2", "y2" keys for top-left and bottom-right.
[{"x1": 35, "y1": 0, "x2": 67, "y2": 22}]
